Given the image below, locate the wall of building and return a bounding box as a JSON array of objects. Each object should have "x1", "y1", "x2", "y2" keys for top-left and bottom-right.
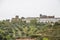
[{"x1": 40, "y1": 18, "x2": 60, "y2": 23}]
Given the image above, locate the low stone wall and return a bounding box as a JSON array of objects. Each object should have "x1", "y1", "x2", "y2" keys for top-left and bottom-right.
[
  {"x1": 16, "y1": 38, "x2": 36, "y2": 40},
  {"x1": 16, "y1": 39, "x2": 35, "y2": 40}
]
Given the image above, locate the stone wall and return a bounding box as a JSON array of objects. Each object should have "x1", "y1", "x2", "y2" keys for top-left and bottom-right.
[{"x1": 16, "y1": 39, "x2": 35, "y2": 40}]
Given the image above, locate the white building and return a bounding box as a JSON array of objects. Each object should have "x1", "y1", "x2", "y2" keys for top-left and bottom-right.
[
  {"x1": 40, "y1": 18, "x2": 60, "y2": 23},
  {"x1": 39, "y1": 14, "x2": 60, "y2": 23}
]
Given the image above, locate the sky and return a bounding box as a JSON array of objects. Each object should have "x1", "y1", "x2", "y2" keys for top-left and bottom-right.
[{"x1": 0, "y1": 0, "x2": 60, "y2": 20}]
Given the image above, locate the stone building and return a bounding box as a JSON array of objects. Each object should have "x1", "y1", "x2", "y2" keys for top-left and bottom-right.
[{"x1": 22, "y1": 17, "x2": 39, "y2": 23}]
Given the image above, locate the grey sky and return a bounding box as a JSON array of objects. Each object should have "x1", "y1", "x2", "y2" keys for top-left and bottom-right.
[{"x1": 0, "y1": 0, "x2": 60, "y2": 20}]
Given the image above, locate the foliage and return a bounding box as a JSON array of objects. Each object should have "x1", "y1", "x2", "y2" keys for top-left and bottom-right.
[
  {"x1": 43, "y1": 37, "x2": 49, "y2": 40},
  {"x1": 0, "y1": 17, "x2": 60, "y2": 40}
]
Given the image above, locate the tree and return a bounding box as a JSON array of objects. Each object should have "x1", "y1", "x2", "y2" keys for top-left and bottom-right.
[{"x1": 30, "y1": 19, "x2": 37, "y2": 26}]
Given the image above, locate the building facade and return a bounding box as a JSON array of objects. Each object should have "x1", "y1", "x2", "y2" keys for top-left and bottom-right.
[
  {"x1": 40, "y1": 18, "x2": 60, "y2": 23},
  {"x1": 39, "y1": 14, "x2": 60, "y2": 23}
]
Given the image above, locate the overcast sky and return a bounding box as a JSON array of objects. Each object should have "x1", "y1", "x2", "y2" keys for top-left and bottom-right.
[{"x1": 0, "y1": 0, "x2": 60, "y2": 20}]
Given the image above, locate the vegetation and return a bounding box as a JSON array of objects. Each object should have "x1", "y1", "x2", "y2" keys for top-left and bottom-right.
[{"x1": 0, "y1": 16, "x2": 60, "y2": 40}]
